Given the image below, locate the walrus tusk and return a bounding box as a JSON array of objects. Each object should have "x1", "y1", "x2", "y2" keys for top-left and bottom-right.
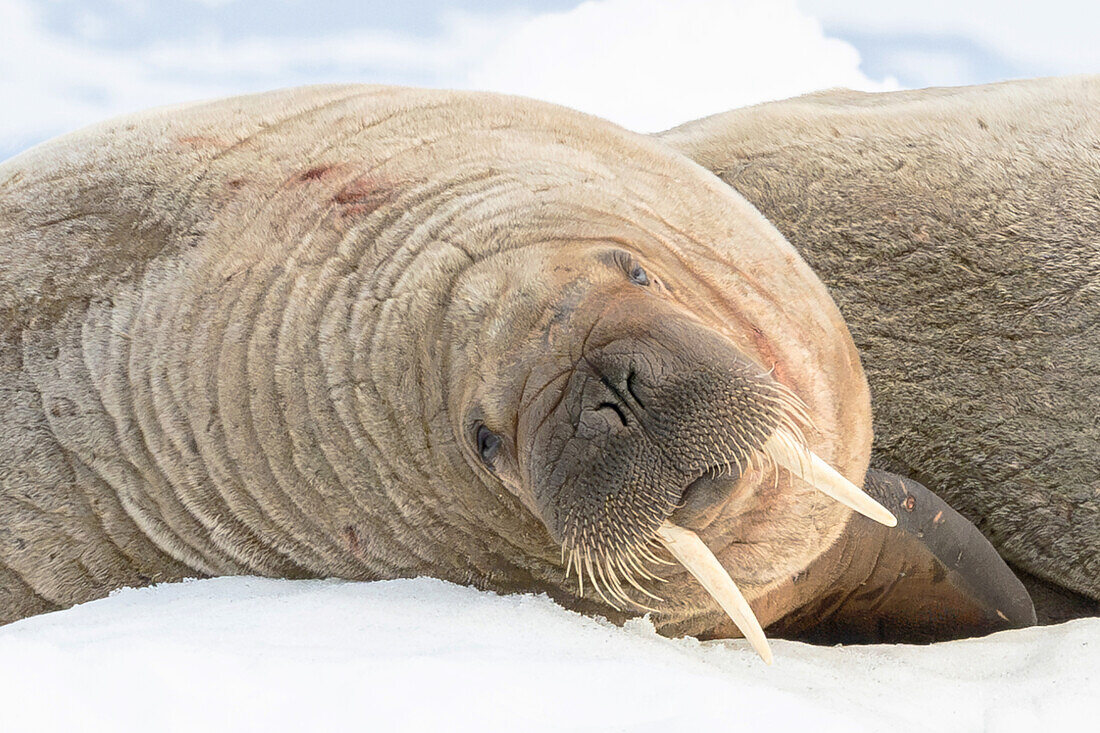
[
  {"x1": 763, "y1": 428, "x2": 898, "y2": 528},
  {"x1": 655, "y1": 521, "x2": 773, "y2": 665}
]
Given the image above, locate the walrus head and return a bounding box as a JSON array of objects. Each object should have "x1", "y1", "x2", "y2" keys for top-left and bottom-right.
[
  {"x1": 426, "y1": 92, "x2": 893, "y2": 658},
  {"x1": 446, "y1": 238, "x2": 892, "y2": 659}
]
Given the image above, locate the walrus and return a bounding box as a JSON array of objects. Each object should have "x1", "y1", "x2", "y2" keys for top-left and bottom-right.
[
  {"x1": 658, "y1": 75, "x2": 1100, "y2": 620},
  {"x1": 0, "y1": 85, "x2": 1033, "y2": 657}
]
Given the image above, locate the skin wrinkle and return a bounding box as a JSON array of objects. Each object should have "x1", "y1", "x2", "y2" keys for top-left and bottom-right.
[
  {"x1": 339, "y1": 275, "x2": 457, "y2": 571},
  {"x1": 160, "y1": 260, "x2": 311, "y2": 576},
  {"x1": 309, "y1": 274, "x2": 412, "y2": 576},
  {"x1": 277, "y1": 266, "x2": 377, "y2": 557},
  {"x1": 240, "y1": 264, "x2": 356, "y2": 564},
  {"x1": 68, "y1": 458, "x2": 178, "y2": 581},
  {"x1": 352, "y1": 286, "x2": 468, "y2": 572},
  {"x1": 40, "y1": 321, "x2": 151, "y2": 578},
  {"x1": 148, "y1": 279, "x2": 295, "y2": 574},
  {"x1": 1, "y1": 492, "x2": 96, "y2": 598},
  {"x1": 265, "y1": 253, "x2": 386, "y2": 559},
  {"x1": 52, "y1": 451, "x2": 144, "y2": 579},
  {"x1": 247, "y1": 267, "x2": 358, "y2": 571},
  {"x1": 102, "y1": 287, "x2": 234, "y2": 574},
  {"x1": 209, "y1": 265, "x2": 331, "y2": 570},
  {"x1": 349, "y1": 165, "x2": 508, "y2": 265},
  {"x1": 0, "y1": 556, "x2": 60, "y2": 616},
  {"x1": 132, "y1": 281, "x2": 258, "y2": 572},
  {"x1": 74, "y1": 299, "x2": 204, "y2": 577},
  {"x1": 181, "y1": 261, "x2": 299, "y2": 571}
]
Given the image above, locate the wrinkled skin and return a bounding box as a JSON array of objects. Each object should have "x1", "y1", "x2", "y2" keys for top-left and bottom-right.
[
  {"x1": 659, "y1": 75, "x2": 1100, "y2": 615},
  {"x1": 0, "y1": 85, "x2": 874, "y2": 635}
]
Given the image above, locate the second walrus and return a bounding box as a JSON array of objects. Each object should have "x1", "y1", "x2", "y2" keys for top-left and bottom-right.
[{"x1": 660, "y1": 75, "x2": 1100, "y2": 615}]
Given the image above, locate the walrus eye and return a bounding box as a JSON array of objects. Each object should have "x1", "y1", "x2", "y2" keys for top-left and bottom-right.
[
  {"x1": 476, "y1": 423, "x2": 502, "y2": 466},
  {"x1": 629, "y1": 264, "x2": 650, "y2": 286}
]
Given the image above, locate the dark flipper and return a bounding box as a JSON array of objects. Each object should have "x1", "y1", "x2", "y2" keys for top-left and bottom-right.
[{"x1": 771, "y1": 470, "x2": 1036, "y2": 644}]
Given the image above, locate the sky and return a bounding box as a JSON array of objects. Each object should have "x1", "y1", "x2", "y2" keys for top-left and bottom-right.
[{"x1": 1, "y1": 0, "x2": 1098, "y2": 161}]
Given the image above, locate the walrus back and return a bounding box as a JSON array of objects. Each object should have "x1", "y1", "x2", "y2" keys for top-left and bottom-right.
[
  {"x1": 659, "y1": 75, "x2": 1100, "y2": 600},
  {"x1": 0, "y1": 85, "x2": 372, "y2": 327}
]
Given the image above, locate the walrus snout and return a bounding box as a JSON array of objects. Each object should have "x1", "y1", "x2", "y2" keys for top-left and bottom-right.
[
  {"x1": 524, "y1": 301, "x2": 803, "y2": 597},
  {"x1": 573, "y1": 328, "x2": 769, "y2": 529}
]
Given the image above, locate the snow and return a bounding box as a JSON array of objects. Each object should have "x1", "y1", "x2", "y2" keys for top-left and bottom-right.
[{"x1": 0, "y1": 577, "x2": 1094, "y2": 732}]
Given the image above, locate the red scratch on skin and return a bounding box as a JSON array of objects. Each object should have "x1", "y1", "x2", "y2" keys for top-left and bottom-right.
[
  {"x1": 342, "y1": 526, "x2": 363, "y2": 559},
  {"x1": 745, "y1": 323, "x2": 786, "y2": 384},
  {"x1": 296, "y1": 165, "x2": 337, "y2": 182},
  {"x1": 682, "y1": 266, "x2": 792, "y2": 385},
  {"x1": 333, "y1": 176, "x2": 396, "y2": 217}
]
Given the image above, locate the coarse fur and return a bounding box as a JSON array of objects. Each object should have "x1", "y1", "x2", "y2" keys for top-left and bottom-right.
[
  {"x1": 659, "y1": 75, "x2": 1100, "y2": 603},
  {"x1": 0, "y1": 85, "x2": 873, "y2": 634}
]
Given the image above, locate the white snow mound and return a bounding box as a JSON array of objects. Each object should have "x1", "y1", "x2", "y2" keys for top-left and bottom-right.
[{"x1": 0, "y1": 577, "x2": 1095, "y2": 732}]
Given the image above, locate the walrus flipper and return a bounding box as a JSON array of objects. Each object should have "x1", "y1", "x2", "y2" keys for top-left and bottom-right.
[{"x1": 771, "y1": 470, "x2": 1036, "y2": 644}]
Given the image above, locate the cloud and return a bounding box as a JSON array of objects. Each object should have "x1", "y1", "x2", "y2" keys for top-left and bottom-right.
[
  {"x1": 798, "y1": 0, "x2": 1100, "y2": 85},
  {"x1": 0, "y1": 0, "x2": 893, "y2": 159},
  {"x1": 0, "y1": 1, "x2": 230, "y2": 155},
  {"x1": 466, "y1": 0, "x2": 895, "y2": 131}
]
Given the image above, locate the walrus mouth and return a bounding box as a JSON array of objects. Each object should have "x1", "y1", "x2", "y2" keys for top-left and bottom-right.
[{"x1": 658, "y1": 427, "x2": 897, "y2": 664}]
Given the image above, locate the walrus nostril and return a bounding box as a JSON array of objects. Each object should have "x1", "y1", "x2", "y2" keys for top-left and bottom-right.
[
  {"x1": 590, "y1": 358, "x2": 647, "y2": 419},
  {"x1": 625, "y1": 368, "x2": 645, "y2": 410}
]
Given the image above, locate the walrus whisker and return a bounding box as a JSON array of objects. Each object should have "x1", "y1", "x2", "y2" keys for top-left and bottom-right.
[
  {"x1": 763, "y1": 427, "x2": 897, "y2": 527},
  {"x1": 582, "y1": 547, "x2": 605, "y2": 604},
  {"x1": 637, "y1": 541, "x2": 676, "y2": 567},
  {"x1": 603, "y1": 557, "x2": 635, "y2": 608},
  {"x1": 616, "y1": 555, "x2": 665, "y2": 603},
  {"x1": 655, "y1": 520, "x2": 773, "y2": 665},
  {"x1": 729, "y1": 450, "x2": 745, "y2": 480},
  {"x1": 613, "y1": 559, "x2": 646, "y2": 606},
  {"x1": 623, "y1": 548, "x2": 666, "y2": 584},
  {"x1": 587, "y1": 552, "x2": 623, "y2": 611},
  {"x1": 594, "y1": 554, "x2": 618, "y2": 603},
  {"x1": 765, "y1": 382, "x2": 814, "y2": 430},
  {"x1": 575, "y1": 550, "x2": 584, "y2": 598}
]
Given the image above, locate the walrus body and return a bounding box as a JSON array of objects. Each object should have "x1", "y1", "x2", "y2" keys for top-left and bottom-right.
[
  {"x1": 0, "y1": 84, "x2": 1034, "y2": 643},
  {"x1": 660, "y1": 75, "x2": 1100, "y2": 608}
]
